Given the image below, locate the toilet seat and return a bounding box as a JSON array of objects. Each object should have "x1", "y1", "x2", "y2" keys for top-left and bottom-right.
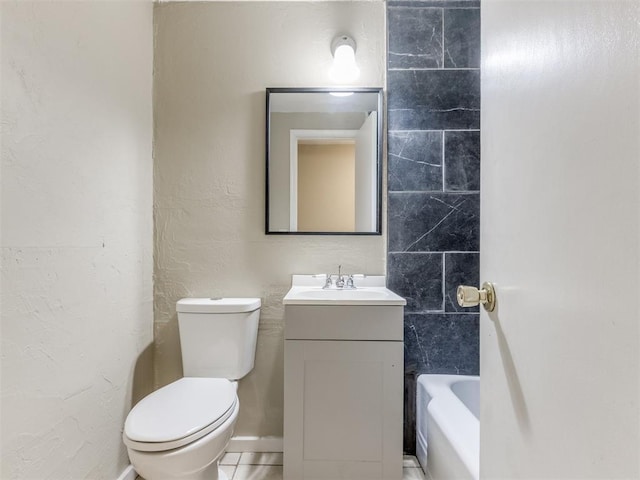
[{"x1": 123, "y1": 377, "x2": 237, "y2": 452}]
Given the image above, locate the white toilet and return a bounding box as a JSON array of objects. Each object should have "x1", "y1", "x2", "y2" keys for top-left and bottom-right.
[{"x1": 123, "y1": 297, "x2": 261, "y2": 480}]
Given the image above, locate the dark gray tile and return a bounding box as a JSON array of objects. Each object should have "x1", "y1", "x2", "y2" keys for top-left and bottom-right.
[
  {"x1": 444, "y1": 8, "x2": 480, "y2": 68},
  {"x1": 387, "y1": 0, "x2": 481, "y2": 456},
  {"x1": 388, "y1": 253, "x2": 443, "y2": 312},
  {"x1": 388, "y1": 7, "x2": 443, "y2": 69},
  {"x1": 388, "y1": 192, "x2": 479, "y2": 252},
  {"x1": 404, "y1": 313, "x2": 480, "y2": 374},
  {"x1": 444, "y1": 130, "x2": 480, "y2": 191},
  {"x1": 388, "y1": 131, "x2": 442, "y2": 192},
  {"x1": 388, "y1": 70, "x2": 480, "y2": 130},
  {"x1": 444, "y1": 252, "x2": 479, "y2": 312}
]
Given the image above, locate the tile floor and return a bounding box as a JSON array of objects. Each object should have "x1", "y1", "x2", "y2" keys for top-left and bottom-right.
[{"x1": 218, "y1": 452, "x2": 427, "y2": 480}]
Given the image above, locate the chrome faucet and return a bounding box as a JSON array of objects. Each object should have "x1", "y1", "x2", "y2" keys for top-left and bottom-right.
[
  {"x1": 335, "y1": 265, "x2": 345, "y2": 288},
  {"x1": 321, "y1": 265, "x2": 358, "y2": 289}
]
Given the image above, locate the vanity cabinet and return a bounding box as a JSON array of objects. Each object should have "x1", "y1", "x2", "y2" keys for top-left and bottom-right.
[{"x1": 283, "y1": 305, "x2": 404, "y2": 480}]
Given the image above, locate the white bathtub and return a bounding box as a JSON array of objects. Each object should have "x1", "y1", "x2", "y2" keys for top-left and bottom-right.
[{"x1": 416, "y1": 374, "x2": 480, "y2": 480}]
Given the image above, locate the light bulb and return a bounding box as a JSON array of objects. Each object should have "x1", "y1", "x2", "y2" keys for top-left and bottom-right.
[{"x1": 329, "y1": 37, "x2": 360, "y2": 83}]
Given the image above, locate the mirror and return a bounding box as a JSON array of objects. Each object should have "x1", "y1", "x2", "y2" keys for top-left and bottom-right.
[{"x1": 266, "y1": 88, "x2": 383, "y2": 235}]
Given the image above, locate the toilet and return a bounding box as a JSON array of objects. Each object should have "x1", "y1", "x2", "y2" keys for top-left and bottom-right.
[{"x1": 123, "y1": 297, "x2": 261, "y2": 480}]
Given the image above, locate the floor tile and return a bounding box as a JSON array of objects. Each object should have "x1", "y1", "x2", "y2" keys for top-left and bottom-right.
[
  {"x1": 403, "y1": 455, "x2": 421, "y2": 468},
  {"x1": 220, "y1": 464, "x2": 236, "y2": 479},
  {"x1": 403, "y1": 466, "x2": 427, "y2": 480},
  {"x1": 221, "y1": 452, "x2": 242, "y2": 465},
  {"x1": 233, "y1": 464, "x2": 283, "y2": 480},
  {"x1": 138, "y1": 452, "x2": 424, "y2": 479},
  {"x1": 239, "y1": 452, "x2": 283, "y2": 465}
]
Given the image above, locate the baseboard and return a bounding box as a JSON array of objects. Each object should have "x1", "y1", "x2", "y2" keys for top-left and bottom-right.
[
  {"x1": 116, "y1": 465, "x2": 137, "y2": 480},
  {"x1": 226, "y1": 436, "x2": 283, "y2": 453}
]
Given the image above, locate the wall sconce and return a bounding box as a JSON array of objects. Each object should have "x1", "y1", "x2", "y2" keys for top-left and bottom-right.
[{"x1": 329, "y1": 35, "x2": 360, "y2": 83}]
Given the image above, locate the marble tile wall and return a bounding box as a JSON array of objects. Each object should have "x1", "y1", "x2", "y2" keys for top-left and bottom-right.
[{"x1": 386, "y1": 0, "x2": 481, "y2": 453}]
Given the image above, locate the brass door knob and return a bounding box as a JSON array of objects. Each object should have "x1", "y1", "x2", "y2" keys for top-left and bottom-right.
[{"x1": 457, "y1": 282, "x2": 496, "y2": 312}]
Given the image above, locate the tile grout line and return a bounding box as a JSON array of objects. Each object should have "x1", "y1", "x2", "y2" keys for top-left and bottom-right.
[
  {"x1": 441, "y1": 252, "x2": 446, "y2": 312},
  {"x1": 441, "y1": 7, "x2": 445, "y2": 69},
  {"x1": 405, "y1": 312, "x2": 480, "y2": 315},
  {"x1": 389, "y1": 251, "x2": 479, "y2": 254},
  {"x1": 388, "y1": 67, "x2": 480, "y2": 71},
  {"x1": 388, "y1": 5, "x2": 480, "y2": 11},
  {"x1": 388, "y1": 190, "x2": 480, "y2": 194},
  {"x1": 441, "y1": 130, "x2": 446, "y2": 192},
  {"x1": 389, "y1": 129, "x2": 480, "y2": 133}
]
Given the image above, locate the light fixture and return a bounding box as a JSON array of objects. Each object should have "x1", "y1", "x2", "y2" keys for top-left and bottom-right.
[{"x1": 329, "y1": 35, "x2": 360, "y2": 83}]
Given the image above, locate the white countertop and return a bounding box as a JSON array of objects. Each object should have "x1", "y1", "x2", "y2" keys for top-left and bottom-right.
[{"x1": 283, "y1": 275, "x2": 406, "y2": 306}]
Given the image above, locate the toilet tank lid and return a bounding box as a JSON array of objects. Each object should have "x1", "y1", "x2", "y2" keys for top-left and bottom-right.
[{"x1": 177, "y1": 297, "x2": 261, "y2": 313}]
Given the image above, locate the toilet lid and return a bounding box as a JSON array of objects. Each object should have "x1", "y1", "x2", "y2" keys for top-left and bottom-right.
[
  {"x1": 176, "y1": 297, "x2": 261, "y2": 314},
  {"x1": 124, "y1": 377, "x2": 236, "y2": 444}
]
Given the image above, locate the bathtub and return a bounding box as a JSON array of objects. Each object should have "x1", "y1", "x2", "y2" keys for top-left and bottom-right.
[{"x1": 416, "y1": 374, "x2": 479, "y2": 480}]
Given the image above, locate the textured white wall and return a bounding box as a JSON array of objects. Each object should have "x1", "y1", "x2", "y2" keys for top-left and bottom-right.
[
  {"x1": 1, "y1": 2, "x2": 154, "y2": 478},
  {"x1": 153, "y1": 1, "x2": 386, "y2": 439}
]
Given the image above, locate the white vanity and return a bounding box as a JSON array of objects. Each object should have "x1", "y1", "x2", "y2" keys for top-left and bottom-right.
[{"x1": 283, "y1": 275, "x2": 406, "y2": 480}]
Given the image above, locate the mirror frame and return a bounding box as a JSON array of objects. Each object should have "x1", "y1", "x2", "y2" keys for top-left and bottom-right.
[{"x1": 265, "y1": 87, "x2": 383, "y2": 235}]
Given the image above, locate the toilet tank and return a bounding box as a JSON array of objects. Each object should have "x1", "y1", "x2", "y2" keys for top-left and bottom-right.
[{"x1": 176, "y1": 298, "x2": 261, "y2": 380}]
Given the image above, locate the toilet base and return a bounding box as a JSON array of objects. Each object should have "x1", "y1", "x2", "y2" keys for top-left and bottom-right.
[
  {"x1": 178, "y1": 463, "x2": 227, "y2": 480},
  {"x1": 187, "y1": 461, "x2": 223, "y2": 480}
]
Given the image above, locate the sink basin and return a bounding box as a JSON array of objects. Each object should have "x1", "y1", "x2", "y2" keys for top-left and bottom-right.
[
  {"x1": 283, "y1": 280, "x2": 406, "y2": 306},
  {"x1": 300, "y1": 289, "x2": 388, "y2": 300}
]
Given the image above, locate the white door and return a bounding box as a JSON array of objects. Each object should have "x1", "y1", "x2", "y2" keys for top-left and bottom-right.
[
  {"x1": 354, "y1": 112, "x2": 377, "y2": 231},
  {"x1": 480, "y1": 1, "x2": 639, "y2": 478}
]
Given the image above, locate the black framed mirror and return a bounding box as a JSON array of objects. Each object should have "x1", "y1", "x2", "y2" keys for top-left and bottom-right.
[{"x1": 266, "y1": 87, "x2": 383, "y2": 235}]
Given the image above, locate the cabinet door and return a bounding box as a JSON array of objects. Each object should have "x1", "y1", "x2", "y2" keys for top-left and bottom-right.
[{"x1": 284, "y1": 340, "x2": 403, "y2": 480}]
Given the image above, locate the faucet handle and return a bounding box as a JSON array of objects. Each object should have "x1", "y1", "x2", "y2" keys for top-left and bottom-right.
[
  {"x1": 346, "y1": 275, "x2": 355, "y2": 289},
  {"x1": 323, "y1": 274, "x2": 333, "y2": 289}
]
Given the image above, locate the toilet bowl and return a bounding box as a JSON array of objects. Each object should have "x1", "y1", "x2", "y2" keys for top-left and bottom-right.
[
  {"x1": 123, "y1": 298, "x2": 261, "y2": 480},
  {"x1": 123, "y1": 378, "x2": 238, "y2": 480}
]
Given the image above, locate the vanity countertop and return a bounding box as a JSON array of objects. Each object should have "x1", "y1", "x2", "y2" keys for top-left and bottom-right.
[{"x1": 283, "y1": 275, "x2": 406, "y2": 306}]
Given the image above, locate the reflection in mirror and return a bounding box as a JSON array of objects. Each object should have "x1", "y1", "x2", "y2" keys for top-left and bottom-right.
[{"x1": 266, "y1": 88, "x2": 382, "y2": 235}]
